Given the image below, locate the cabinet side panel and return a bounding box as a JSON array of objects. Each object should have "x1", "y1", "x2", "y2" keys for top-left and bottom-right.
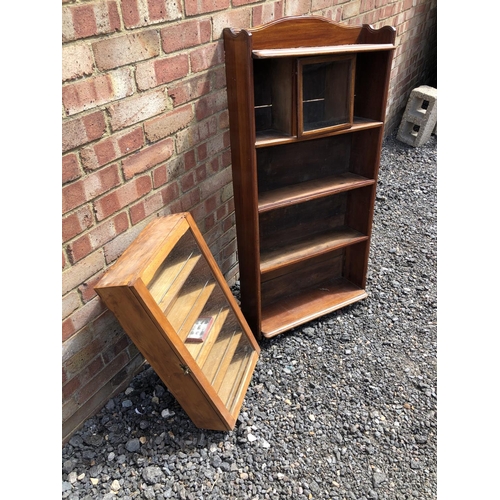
[
  {"x1": 95, "y1": 286, "x2": 231, "y2": 431},
  {"x1": 223, "y1": 30, "x2": 262, "y2": 338}
]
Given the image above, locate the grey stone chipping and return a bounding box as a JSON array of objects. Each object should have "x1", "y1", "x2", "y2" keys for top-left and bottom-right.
[{"x1": 62, "y1": 132, "x2": 437, "y2": 500}]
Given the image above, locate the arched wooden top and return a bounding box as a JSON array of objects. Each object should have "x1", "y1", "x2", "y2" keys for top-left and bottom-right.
[{"x1": 223, "y1": 15, "x2": 396, "y2": 50}]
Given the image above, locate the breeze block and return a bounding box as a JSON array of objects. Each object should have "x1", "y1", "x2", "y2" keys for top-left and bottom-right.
[{"x1": 397, "y1": 85, "x2": 437, "y2": 147}]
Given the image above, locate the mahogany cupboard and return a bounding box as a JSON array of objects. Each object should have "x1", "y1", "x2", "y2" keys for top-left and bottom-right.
[{"x1": 223, "y1": 16, "x2": 396, "y2": 339}]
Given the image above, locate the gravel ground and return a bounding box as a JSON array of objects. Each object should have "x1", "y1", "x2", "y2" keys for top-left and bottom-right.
[{"x1": 62, "y1": 131, "x2": 437, "y2": 500}]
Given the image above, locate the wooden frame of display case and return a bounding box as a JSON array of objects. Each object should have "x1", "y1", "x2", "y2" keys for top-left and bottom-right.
[
  {"x1": 95, "y1": 213, "x2": 260, "y2": 431},
  {"x1": 223, "y1": 16, "x2": 396, "y2": 339}
]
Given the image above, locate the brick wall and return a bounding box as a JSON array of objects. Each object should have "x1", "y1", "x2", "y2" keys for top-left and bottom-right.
[{"x1": 62, "y1": 0, "x2": 437, "y2": 443}]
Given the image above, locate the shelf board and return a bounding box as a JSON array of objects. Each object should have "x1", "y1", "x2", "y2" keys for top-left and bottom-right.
[
  {"x1": 261, "y1": 278, "x2": 368, "y2": 337},
  {"x1": 148, "y1": 252, "x2": 201, "y2": 313},
  {"x1": 219, "y1": 343, "x2": 255, "y2": 409},
  {"x1": 168, "y1": 281, "x2": 216, "y2": 333},
  {"x1": 260, "y1": 227, "x2": 368, "y2": 274},
  {"x1": 253, "y1": 44, "x2": 395, "y2": 59},
  {"x1": 255, "y1": 118, "x2": 382, "y2": 147},
  {"x1": 258, "y1": 173, "x2": 375, "y2": 213},
  {"x1": 175, "y1": 282, "x2": 217, "y2": 341}
]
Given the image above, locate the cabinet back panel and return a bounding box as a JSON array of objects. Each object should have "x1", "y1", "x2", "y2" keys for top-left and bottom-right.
[
  {"x1": 257, "y1": 135, "x2": 351, "y2": 191},
  {"x1": 349, "y1": 128, "x2": 382, "y2": 178},
  {"x1": 354, "y1": 51, "x2": 392, "y2": 121},
  {"x1": 253, "y1": 58, "x2": 293, "y2": 135},
  {"x1": 259, "y1": 194, "x2": 347, "y2": 253},
  {"x1": 261, "y1": 249, "x2": 344, "y2": 303}
]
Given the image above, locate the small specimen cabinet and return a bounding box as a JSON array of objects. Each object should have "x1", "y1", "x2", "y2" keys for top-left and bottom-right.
[
  {"x1": 95, "y1": 213, "x2": 260, "y2": 431},
  {"x1": 223, "y1": 16, "x2": 396, "y2": 339}
]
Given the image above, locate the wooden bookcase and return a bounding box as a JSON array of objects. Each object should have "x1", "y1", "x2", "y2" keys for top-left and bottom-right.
[
  {"x1": 95, "y1": 213, "x2": 260, "y2": 431},
  {"x1": 223, "y1": 16, "x2": 396, "y2": 340}
]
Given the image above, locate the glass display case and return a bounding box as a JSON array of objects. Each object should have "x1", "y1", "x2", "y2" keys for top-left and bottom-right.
[{"x1": 95, "y1": 213, "x2": 260, "y2": 430}]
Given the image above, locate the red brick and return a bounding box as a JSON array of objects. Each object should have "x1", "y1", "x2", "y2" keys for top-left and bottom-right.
[
  {"x1": 83, "y1": 112, "x2": 107, "y2": 142},
  {"x1": 101, "y1": 335, "x2": 131, "y2": 365},
  {"x1": 161, "y1": 19, "x2": 212, "y2": 53},
  {"x1": 155, "y1": 54, "x2": 190, "y2": 85},
  {"x1": 94, "y1": 175, "x2": 153, "y2": 221},
  {"x1": 62, "y1": 111, "x2": 106, "y2": 153},
  {"x1": 62, "y1": 373, "x2": 82, "y2": 400},
  {"x1": 180, "y1": 171, "x2": 195, "y2": 192},
  {"x1": 72, "y1": 5, "x2": 97, "y2": 39},
  {"x1": 63, "y1": 2, "x2": 120, "y2": 42},
  {"x1": 208, "y1": 156, "x2": 220, "y2": 174},
  {"x1": 185, "y1": 0, "x2": 229, "y2": 16},
  {"x1": 81, "y1": 127, "x2": 145, "y2": 171},
  {"x1": 63, "y1": 153, "x2": 81, "y2": 184},
  {"x1": 62, "y1": 44, "x2": 94, "y2": 82},
  {"x1": 252, "y1": 1, "x2": 283, "y2": 26},
  {"x1": 179, "y1": 188, "x2": 201, "y2": 211},
  {"x1": 160, "y1": 182, "x2": 180, "y2": 206},
  {"x1": 62, "y1": 68, "x2": 134, "y2": 116},
  {"x1": 108, "y1": 89, "x2": 168, "y2": 131},
  {"x1": 68, "y1": 212, "x2": 129, "y2": 262},
  {"x1": 203, "y1": 131, "x2": 229, "y2": 160},
  {"x1": 122, "y1": 138, "x2": 174, "y2": 179},
  {"x1": 107, "y1": 1, "x2": 121, "y2": 31},
  {"x1": 62, "y1": 181, "x2": 86, "y2": 215},
  {"x1": 200, "y1": 166, "x2": 232, "y2": 200},
  {"x1": 79, "y1": 273, "x2": 104, "y2": 303},
  {"x1": 184, "y1": 150, "x2": 197, "y2": 171},
  {"x1": 218, "y1": 109, "x2": 229, "y2": 130},
  {"x1": 147, "y1": 0, "x2": 182, "y2": 21},
  {"x1": 190, "y1": 42, "x2": 224, "y2": 74},
  {"x1": 62, "y1": 318, "x2": 75, "y2": 342},
  {"x1": 121, "y1": 0, "x2": 140, "y2": 27},
  {"x1": 195, "y1": 89, "x2": 227, "y2": 121},
  {"x1": 195, "y1": 163, "x2": 207, "y2": 183},
  {"x1": 76, "y1": 350, "x2": 129, "y2": 405},
  {"x1": 118, "y1": 128, "x2": 145, "y2": 156},
  {"x1": 176, "y1": 115, "x2": 217, "y2": 154},
  {"x1": 144, "y1": 104, "x2": 194, "y2": 142},
  {"x1": 212, "y1": 8, "x2": 252, "y2": 37},
  {"x1": 361, "y1": 0, "x2": 376, "y2": 12},
  {"x1": 92, "y1": 31, "x2": 160, "y2": 71},
  {"x1": 63, "y1": 205, "x2": 94, "y2": 242},
  {"x1": 211, "y1": 66, "x2": 227, "y2": 91},
  {"x1": 153, "y1": 164, "x2": 168, "y2": 188},
  {"x1": 68, "y1": 235, "x2": 92, "y2": 264},
  {"x1": 204, "y1": 194, "x2": 217, "y2": 214},
  {"x1": 168, "y1": 75, "x2": 211, "y2": 107},
  {"x1": 62, "y1": 164, "x2": 121, "y2": 214},
  {"x1": 129, "y1": 191, "x2": 165, "y2": 224},
  {"x1": 197, "y1": 142, "x2": 208, "y2": 161}
]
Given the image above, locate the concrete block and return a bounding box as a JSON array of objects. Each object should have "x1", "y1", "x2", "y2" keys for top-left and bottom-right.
[{"x1": 397, "y1": 85, "x2": 437, "y2": 147}]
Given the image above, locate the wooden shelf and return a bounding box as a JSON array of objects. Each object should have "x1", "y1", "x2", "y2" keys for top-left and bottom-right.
[
  {"x1": 260, "y1": 227, "x2": 368, "y2": 274},
  {"x1": 258, "y1": 173, "x2": 375, "y2": 213},
  {"x1": 261, "y1": 278, "x2": 367, "y2": 337},
  {"x1": 148, "y1": 252, "x2": 201, "y2": 314},
  {"x1": 222, "y1": 346, "x2": 257, "y2": 411},
  {"x1": 173, "y1": 281, "x2": 217, "y2": 340},
  {"x1": 255, "y1": 118, "x2": 382, "y2": 147},
  {"x1": 253, "y1": 44, "x2": 395, "y2": 59},
  {"x1": 224, "y1": 16, "x2": 396, "y2": 338}
]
